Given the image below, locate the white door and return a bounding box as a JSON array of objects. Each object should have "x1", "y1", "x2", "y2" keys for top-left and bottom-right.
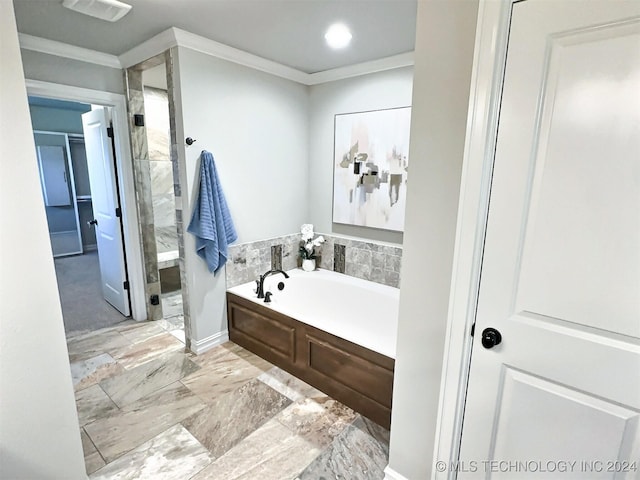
[
  {"x1": 82, "y1": 108, "x2": 130, "y2": 316},
  {"x1": 459, "y1": 1, "x2": 640, "y2": 478}
]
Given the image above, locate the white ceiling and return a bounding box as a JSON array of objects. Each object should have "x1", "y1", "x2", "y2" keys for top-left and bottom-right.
[{"x1": 13, "y1": 0, "x2": 417, "y2": 74}]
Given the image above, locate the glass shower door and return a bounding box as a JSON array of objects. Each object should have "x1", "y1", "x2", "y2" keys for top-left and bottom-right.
[{"x1": 34, "y1": 131, "x2": 83, "y2": 257}]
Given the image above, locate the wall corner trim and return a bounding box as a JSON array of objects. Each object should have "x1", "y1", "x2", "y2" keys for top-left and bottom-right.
[
  {"x1": 383, "y1": 465, "x2": 411, "y2": 480},
  {"x1": 18, "y1": 33, "x2": 121, "y2": 69},
  {"x1": 190, "y1": 330, "x2": 229, "y2": 355}
]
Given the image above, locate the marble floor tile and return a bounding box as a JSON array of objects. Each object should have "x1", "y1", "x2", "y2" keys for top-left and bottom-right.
[
  {"x1": 75, "y1": 384, "x2": 119, "y2": 427},
  {"x1": 100, "y1": 351, "x2": 199, "y2": 408},
  {"x1": 156, "y1": 316, "x2": 184, "y2": 333},
  {"x1": 352, "y1": 414, "x2": 391, "y2": 452},
  {"x1": 189, "y1": 342, "x2": 248, "y2": 369},
  {"x1": 190, "y1": 418, "x2": 320, "y2": 480},
  {"x1": 276, "y1": 397, "x2": 356, "y2": 448},
  {"x1": 71, "y1": 353, "x2": 125, "y2": 392},
  {"x1": 116, "y1": 322, "x2": 166, "y2": 344},
  {"x1": 111, "y1": 332, "x2": 185, "y2": 370},
  {"x1": 181, "y1": 347, "x2": 267, "y2": 404},
  {"x1": 89, "y1": 424, "x2": 212, "y2": 480},
  {"x1": 227, "y1": 344, "x2": 274, "y2": 372},
  {"x1": 84, "y1": 381, "x2": 205, "y2": 462},
  {"x1": 182, "y1": 378, "x2": 291, "y2": 458},
  {"x1": 258, "y1": 366, "x2": 325, "y2": 402},
  {"x1": 67, "y1": 330, "x2": 131, "y2": 363},
  {"x1": 81, "y1": 429, "x2": 106, "y2": 475},
  {"x1": 297, "y1": 415, "x2": 390, "y2": 480},
  {"x1": 169, "y1": 329, "x2": 185, "y2": 343},
  {"x1": 66, "y1": 321, "x2": 137, "y2": 341}
]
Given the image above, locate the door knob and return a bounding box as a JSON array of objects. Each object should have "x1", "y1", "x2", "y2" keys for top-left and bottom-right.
[
  {"x1": 88, "y1": 219, "x2": 98, "y2": 226},
  {"x1": 481, "y1": 327, "x2": 502, "y2": 349}
]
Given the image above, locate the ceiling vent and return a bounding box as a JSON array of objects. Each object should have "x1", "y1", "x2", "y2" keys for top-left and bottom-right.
[{"x1": 62, "y1": 0, "x2": 132, "y2": 22}]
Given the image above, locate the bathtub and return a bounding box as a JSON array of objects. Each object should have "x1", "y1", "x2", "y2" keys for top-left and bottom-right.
[{"x1": 226, "y1": 268, "x2": 399, "y2": 428}]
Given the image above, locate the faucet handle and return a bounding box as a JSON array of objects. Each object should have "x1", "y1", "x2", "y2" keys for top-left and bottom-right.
[
  {"x1": 254, "y1": 279, "x2": 260, "y2": 294},
  {"x1": 264, "y1": 291, "x2": 273, "y2": 303}
]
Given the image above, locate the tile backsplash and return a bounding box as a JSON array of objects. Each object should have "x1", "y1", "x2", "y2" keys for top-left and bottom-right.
[{"x1": 226, "y1": 232, "x2": 402, "y2": 289}]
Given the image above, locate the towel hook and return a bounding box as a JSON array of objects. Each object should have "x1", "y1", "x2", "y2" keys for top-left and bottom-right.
[{"x1": 185, "y1": 137, "x2": 197, "y2": 146}]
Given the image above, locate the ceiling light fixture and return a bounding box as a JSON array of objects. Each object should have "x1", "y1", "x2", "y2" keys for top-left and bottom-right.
[
  {"x1": 325, "y1": 23, "x2": 352, "y2": 49},
  {"x1": 62, "y1": 0, "x2": 132, "y2": 22}
]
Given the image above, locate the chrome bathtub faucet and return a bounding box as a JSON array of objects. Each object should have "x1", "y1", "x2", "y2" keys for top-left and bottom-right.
[{"x1": 256, "y1": 269, "x2": 289, "y2": 299}]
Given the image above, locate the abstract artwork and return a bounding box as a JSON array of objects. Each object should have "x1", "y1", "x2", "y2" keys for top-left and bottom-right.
[{"x1": 332, "y1": 107, "x2": 411, "y2": 232}]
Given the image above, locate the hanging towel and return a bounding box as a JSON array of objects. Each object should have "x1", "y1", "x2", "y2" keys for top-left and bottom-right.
[{"x1": 187, "y1": 151, "x2": 237, "y2": 273}]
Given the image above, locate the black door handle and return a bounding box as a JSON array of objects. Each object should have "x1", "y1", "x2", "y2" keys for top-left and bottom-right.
[
  {"x1": 481, "y1": 327, "x2": 502, "y2": 349},
  {"x1": 88, "y1": 219, "x2": 98, "y2": 226}
]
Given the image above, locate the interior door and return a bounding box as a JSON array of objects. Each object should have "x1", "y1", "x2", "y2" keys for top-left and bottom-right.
[
  {"x1": 82, "y1": 108, "x2": 130, "y2": 316},
  {"x1": 459, "y1": 1, "x2": 640, "y2": 478}
]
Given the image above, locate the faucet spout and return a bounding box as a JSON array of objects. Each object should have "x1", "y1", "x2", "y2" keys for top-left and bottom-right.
[{"x1": 256, "y1": 269, "x2": 289, "y2": 299}]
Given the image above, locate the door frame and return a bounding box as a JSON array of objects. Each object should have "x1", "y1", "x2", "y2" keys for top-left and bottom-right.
[
  {"x1": 26, "y1": 79, "x2": 147, "y2": 321},
  {"x1": 432, "y1": 0, "x2": 516, "y2": 478}
]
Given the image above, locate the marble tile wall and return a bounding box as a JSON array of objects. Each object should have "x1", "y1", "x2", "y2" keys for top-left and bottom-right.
[
  {"x1": 166, "y1": 48, "x2": 192, "y2": 344},
  {"x1": 319, "y1": 234, "x2": 403, "y2": 289},
  {"x1": 226, "y1": 232, "x2": 402, "y2": 289},
  {"x1": 125, "y1": 68, "x2": 162, "y2": 321},
  {"x1": 125, "y1": 52, "x2": 189, "y2": 332},
  {"x1": 145, "y1": 86, "x2": 178, "y2": 256},
  {"x1": 226, "y1": 234, "x2": 301, "y2": 288}
]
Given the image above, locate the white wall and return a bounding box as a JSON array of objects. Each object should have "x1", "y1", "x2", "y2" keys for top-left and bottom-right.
[
  {"x1": 308, "y1": 67, "x2": 413, "y2": 245},
  {"x1": 387, "y1": 1, "x2": 479, "y2": 479},
  {"x1": 173, "y1": 46, "x2": 309, "y2": 344},
  {"x1": 0, "y1": 3, "x2": 86, "y2": 479},
  {"x1": 20, "y1": 49, "x2": 124, "y2": 94}
]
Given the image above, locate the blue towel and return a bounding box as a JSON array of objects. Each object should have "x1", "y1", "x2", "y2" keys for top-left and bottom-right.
[{"x1": 187, "y1": 151, "x2": 237, "y2": 273}]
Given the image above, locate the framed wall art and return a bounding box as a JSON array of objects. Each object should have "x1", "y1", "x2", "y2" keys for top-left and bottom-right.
[{"x1": 332, "y1": 106, "x2": 411, "y2": 232}]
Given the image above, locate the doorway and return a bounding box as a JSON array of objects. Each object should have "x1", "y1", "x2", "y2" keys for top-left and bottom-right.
[
  {"x1": 28, "y1": 96, "x2": 130, "y2": 334},
  {"x1": 434, "y1": 0, "x2": 640, "y2": 475},
  {"x1": 26, "y1": 80, "x2": 147, "y2": 323}
]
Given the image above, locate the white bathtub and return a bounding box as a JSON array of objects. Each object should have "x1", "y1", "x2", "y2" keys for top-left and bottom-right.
[{"x1": 227, "y1": 268, "x2": 399, "y2": 359}]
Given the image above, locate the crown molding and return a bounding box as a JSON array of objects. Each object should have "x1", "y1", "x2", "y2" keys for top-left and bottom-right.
[
  {"x1": 118, "y1": 28, "x2": 177, "y2": 69},
  {"x1": 18, "y1": 33, "x2": 121, "y2": 69},
  {"x1": 171, "y1": 28, "x2": 310, "y2": 84},
  {"x1": 307, "y1": 52, "x2": 414, "y2": 85},
  {"x1": 120, "y1": 27, "x2": 413, "y2": 85},
  {"x1": 20, "y1": 29, "x2": 414, "y2": 86}
]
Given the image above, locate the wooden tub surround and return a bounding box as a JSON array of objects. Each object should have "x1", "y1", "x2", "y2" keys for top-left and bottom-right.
[{"x1": 227, "y1": 292, "x2": 395, "y2": 429}]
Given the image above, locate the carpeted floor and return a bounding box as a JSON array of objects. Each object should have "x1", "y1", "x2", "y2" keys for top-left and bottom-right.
[{"x1": 54, "y1": 251, "x2": 129, "y2": 335}]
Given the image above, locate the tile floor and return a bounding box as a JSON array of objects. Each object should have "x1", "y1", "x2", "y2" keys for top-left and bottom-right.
[{"x1": 68, "y1": 321, "x2": 390, "y2": 479}]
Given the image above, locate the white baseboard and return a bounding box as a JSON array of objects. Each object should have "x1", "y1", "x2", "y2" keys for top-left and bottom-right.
[
  {"x1": 190, "y1": 330, "x2": 229, "y2": 355},
  {"x1": 384, "y1": 465, "x2": 410, "y2": 480}
]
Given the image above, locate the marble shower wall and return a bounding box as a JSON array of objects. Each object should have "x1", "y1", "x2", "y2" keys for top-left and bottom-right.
[
  {"x1": 144, "y1": 86, "x2": 178, "y2": 255},
  {"x1": 125, "y1": 67, "x2": 162, "y2": 320},
  {"x1": 225, "y1": 233, "x2": 402, "y2": 289}
]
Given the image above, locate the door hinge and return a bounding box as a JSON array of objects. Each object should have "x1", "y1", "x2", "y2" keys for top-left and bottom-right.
[
  {"x1": 123, "y1": 281, "x2": 129, "y2": 290},
  {"x1": 115, "y1": 207, "x2": 121, "y2": 218},
  {"x1": 470, "y1": 322, "x2": 476, "y2": 337},
  {"x1": 107, "y1": 126, "x2": 114, "y2": 138}
]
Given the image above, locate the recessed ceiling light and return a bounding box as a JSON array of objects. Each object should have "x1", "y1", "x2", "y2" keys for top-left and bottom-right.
[
  {"x1": 62, "y1": 0, "x2": 132, "y2": 22},
  {"x1": 325, "y1": 23, "x2": 352, "y2": 49}
]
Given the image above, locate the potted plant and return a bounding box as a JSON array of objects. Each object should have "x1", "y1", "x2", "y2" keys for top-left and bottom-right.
[{"x1": 299, "y1": 224, "x2": 325, "y2": 271}]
